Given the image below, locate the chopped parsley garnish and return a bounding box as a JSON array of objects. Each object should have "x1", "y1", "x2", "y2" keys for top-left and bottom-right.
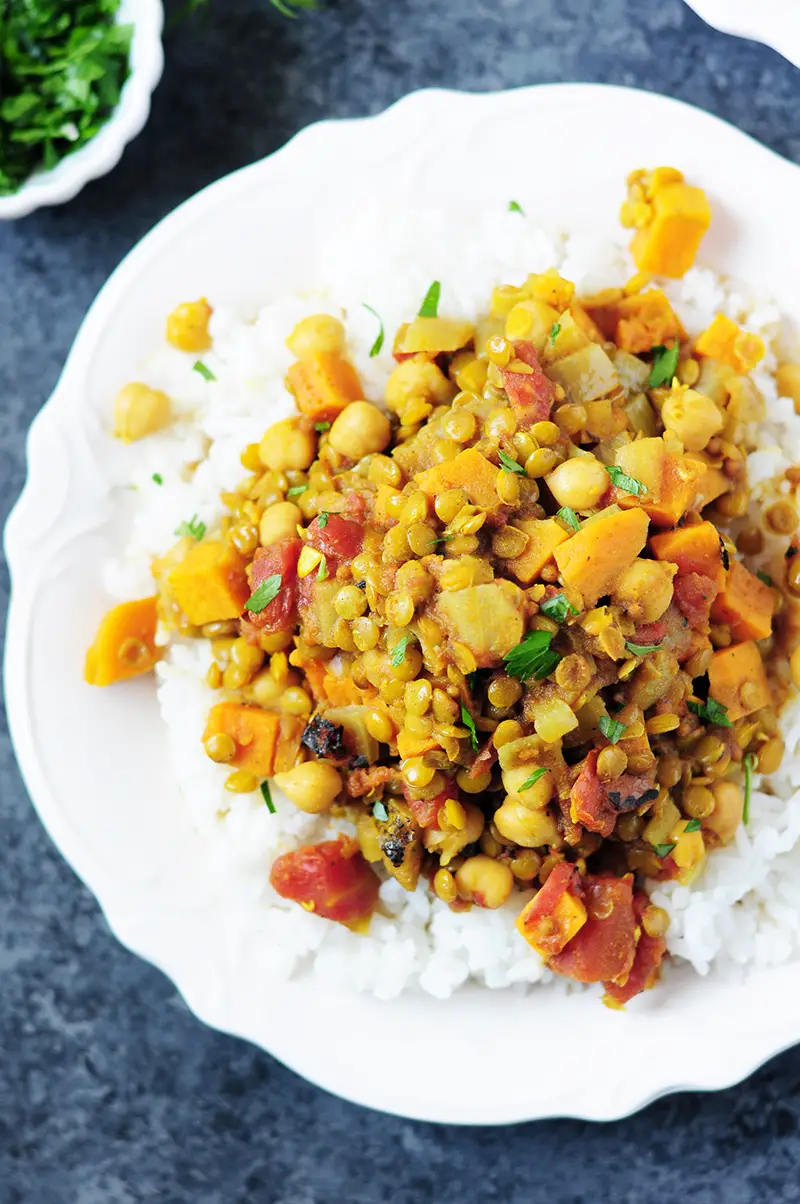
[
  {"x1": 684, "y1": 818, "x2": 702, "y2": 833},
  {"x1": 362, "y1": 303, "x2": 385, "y2": 357},
  {"x1": 743, "y1": 752, "x2": 756, "y2": 825},
  {"x1": 498, "y1": 449, "x2": 524, "y2": 474},
  {"x1": 244, "y1": 573, "x2": 282, "y2": 613},
  {"x1": 599, "y1": 715, "x2": 627, "y2": 745},
  {"x1": 390, "y1": 634, "x2": 410, "y2": 668},
  {"x1": 625, "y1": 640, "x2": 661, "y2": 656},
  {"x1": 287, "y1": 485, "x2": 308, "y2": 497},
  {"x1": 317, "y1": 511, "x2": 329, "y2": 529},
  {"x1": 549, "y1": 321, "x2": 562, "y2": 345},
  {"x1": 372, "y1": 800, "x2": 389, "y2": 822},
  {"x1": 652, "y1": 842, "x2": 676, "y2": 859},
  {"x1": 418, "y1": 280, "x2": 441, "y2": 318},
  {"x1": 557, "y1": 506, "x2": 580, "y2": 532},
  {"x1": 606, "y1": 465, "x2": 647, "y2": 496},
  {"x1": 261, "y1": 781, "x2": 276, "y2": 814},
  {"x1": 540, "y1": 593, "x2": 579, "y2": 623},
  {"x1": 688, "y1": 697, "x2": 732, "y2": 728},
  {"x1": 757, "y1": 571, "x2": 774, "y2": 587},
  {"x1": 316, "y1": 555, "x2": 329, "y2": 581},
  {"x1": 508, "y1": 200, "x2": 524, "y2": 215},
  {"x1": 152, "y1": 473, "x2": 163, "y2": 486},
  {"x1": 193, "y1": 361, "x2": 216, "y2": 382},
  {"x1": 175, "y1": 515, "x2": 206, "y2": 540},
  {"x1": 460, "y1": 702, "x2": 479, "y2": 751},
  {"x1": 519, "y1": 767, "x2": 548, "y2": 792},
  {"x1": 648, "y1": 339, "x2": 680, "y2": 388},
  {"x1": 315, "y1": 421, "x2": 330, "y2": 432},
  {"x1": 503, "y1": 630, "x2": 561, "y2": 682}
]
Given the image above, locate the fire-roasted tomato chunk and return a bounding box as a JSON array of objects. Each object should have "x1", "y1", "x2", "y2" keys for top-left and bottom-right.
[{"x1": 270, "y1": 837, "x2": 380, "y2": 925}]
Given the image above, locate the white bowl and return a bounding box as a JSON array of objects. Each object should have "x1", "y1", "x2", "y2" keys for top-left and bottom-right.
[
  {"x1": 7, "y1": 84, "x2": 800, "y2": 1124},
  {"x1": 0, "y1": 0, "x2": 164, "y2": 220},
  {"x1": 685, "y1": 0, "x2": 800, "y2": 68}
]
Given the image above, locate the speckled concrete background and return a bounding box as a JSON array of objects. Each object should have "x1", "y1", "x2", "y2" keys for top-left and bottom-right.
[{"x1": 2, "y1": 1, "x2": 800, "y2": 1200}]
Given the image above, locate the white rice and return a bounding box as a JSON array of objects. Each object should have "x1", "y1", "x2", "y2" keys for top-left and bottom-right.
[{"x1": 105, "y1": 203, "x2": 800, "y2": 1000}]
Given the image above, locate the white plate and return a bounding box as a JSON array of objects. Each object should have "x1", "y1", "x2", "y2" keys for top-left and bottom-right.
[
  {"x1": 0, "y1": 0, "x2": 164, "y2": 220},
  {"x1": 685, "y1": 0, "x2": 800, "y2": 68},
  {"x1": 7, "y1": 84, "x2": 800, "y2": 1125}
]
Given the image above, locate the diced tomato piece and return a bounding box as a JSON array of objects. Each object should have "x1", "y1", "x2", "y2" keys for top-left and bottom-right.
[
  {"x1": 516, "y1": 863, "x2": 584, "y2": 957},
  {"x1": 632, "y1": 620, "x2": 666, "y2": 646},
  {"x1": 550, "y1": 873, "x2": 637, "y2": 985},
  {"x1": 673, "y1": 572, "x2": 718, "y2": 630},
  {"x1": 344, "y1": 766, "x2": 394, "y2": 797},
  {"x1": 659, "y1": 602, "x2": 695, "y2": 663},
  {"x1": 502, "y1": 342, "x2": 556, "y2": 427},
  {"x1": 468, "y1": 738, "x2": 498, "y2": 780},
  {"x1": 604, "y1": 892, "x2": 666, "y2": 1005},
  {"x1": 570, "y1": 751, "x2": 614, "y2": 837},
  {"x1": 270, "y1": 837, "x2": 380, "y2": 925},
  {"x1": 403, "y1": 779, "x2": 458, "y2": 829},
  {"x1": 307, "y1": 512, "x2": 364, "y2": 569},
  {"x1": 245, "y1": 537, "x2": 302, "y2": 631}
]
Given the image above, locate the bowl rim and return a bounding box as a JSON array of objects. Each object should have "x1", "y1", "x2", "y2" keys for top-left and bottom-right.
[
  {"x1": 0, "y1": 0, "x2": 165, "y2": 220},
  {"x1": 684, "y1": 0, "x2": 800, "y2": 68},
  {"x1": 7, "y1": 82, "x2": 800, "y2": 1124}
]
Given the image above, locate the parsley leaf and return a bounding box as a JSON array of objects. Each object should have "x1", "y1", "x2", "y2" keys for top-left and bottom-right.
[
  {"x1": 519, "y1": 767, "x2": 548, "y2": 792},
  {"x1": 317, "y1": 511, "x2": 329, "y2": 529},
  {"x1": 316, "y1": 555, "x2": 329, "y2": 581},
  {"x1": 757, "y1": 571, "x2": 773, "y2": 586},
  {"x1": 287, "y1": 485, "x2": 308, "y2": 497},
  {"x1": 549, "y1": 321, "x2": 562, "y2": 345},
  {"x1": 244, "y1": 573, "x2": 282, "y2": 613},
  {"x1": 743, "y1": 752, "x2": 756, "y2": 825},
  {"x1": 418, "y1": 281, "x2": 441, "y2": 318},
  {"x1": 540, "y1": 593, "x2": 579, "y2": 623},
  {"x1": 315, "y1": 421, "x2": 330, "y2": 432},
  {"x1": 684, "y1": 818, "x2": 702, "y2": 833},
  {"x1": 688, "y1": 697, "x2": 732, "y2": 728},
  {"x1": 372, "y1": 800, "x2": 389, "y2": 822},
  {"x1": 175, "y1": 515, "x2": 206, "y2": 540},
  {"x1": 606, "y1": 465, "x2": 647, "y2": 496},
  {"x1": 261, "y1": 781, "x2": 276, "y2": 814},
  {"x1": 460, "y1": 702, "x2": 479, "y2": 751},
  {"x1": 557, "y1": 506, "x2": 580, "y2": 532},
  {"x1": 508, "y1": 200, "x2": 524, "y2": 215},
  {"x1": 193, "y1": 361, "x2": 216, "y2": 382},
  {"x1": 652, "y1": 842, "x2": 676, "y2": 859},
  {"x1": 152, "y1": 473, "x2": 163, "y2": 486},
  {"x1": 390, "y1": 635, "x2": 410, "y2": 668},
  {"x1": 503, "y1": 630, "x2": 561, "y2": 682},
  {"x1": 498, "y1": 450, "x2": 525, "y2": 474},
  {"x1": 648, "y1": 339, "x2": 681, "y2": 388},
  {"x1": 362, "y1": 302, "x2": 385, "y2": 357},
  {"x1": 599, "y1": 715, "x2": 627, "y2": 745},
  {"x1": 625, "y1": 640, "x2": 662, "y2": 656}
]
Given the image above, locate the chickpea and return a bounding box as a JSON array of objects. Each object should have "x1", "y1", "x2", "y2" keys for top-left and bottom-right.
[
  {"x1": 661, "y1": 387, "x2": 723, "y2": 452},
  {"x1": 272, "y1": 760, "x2": 342, "y2": 814},
  {"x1": 423, "y1": 801, "x2": 484, "y2": 865},
  {"x1": 259, "y1": 418, "x2": 316, "y2": 472},
  {"x1": 704, "y1": 780, "x2": 744, "y2": 845},
  {"x1": 113, "y1": 382, "x2": 172, "y2": 442},
  {"x1": 612, "y1": 558, "x2": 676, "y2": 623},
  {"x1": 259, "y1": 501, "x2": 302, "y2": 546},
  {"x1": 166, "y1": 297, "x2": 212, "y2": 352},
  {"x1": 329, "y1": 401, "x2": 391, "y2": 460},
  {"x1": 493, "y1": 798, "x2": 560, "y2": 847},
  {"x1": 455, "y1": 856, "x2": 514, "y2": 909},
  {"x1": 286, "y1": 314, "x2": 345, "y2": 358},
  {"x1": 500, "y1": 764, "x2": 553, "y2": 809},
  {"x1": 545, "y1": 455, "x2": 608, "y2": 510},
  {"x1": 385, "y1": 357, "x2": 455, "y2": 412}
]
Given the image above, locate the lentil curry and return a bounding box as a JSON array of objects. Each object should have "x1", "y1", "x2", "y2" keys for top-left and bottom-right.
[{"x1": 87, "y1": 167, "x2": 800, "y2": 1007}]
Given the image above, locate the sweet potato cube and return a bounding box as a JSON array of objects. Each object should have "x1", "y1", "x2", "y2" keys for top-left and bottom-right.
[
  {"x1": 630, "y1": 183, "x2": 711, "y2": 278},
  {"x1": 615, "y1": 438, "x2": 706, "y2": 527},
  {"x1": 415, "y1": 448, "x2": 502, "y2": 515},
  {"x1": 613, "y1": 290, "x2": 682, "y2": 355},
  {"x1": 711, "y1": 560, "x2": 774, "y2": 642},
  {"x1": 168, "y1": 540, "x2": 250, "y2": 626},
  {"x1": 695, "y1": 314, "x2": 765, "y2": 375},
  {"x1": 707, "y1": 642, "x2": 771, "y2": 721},
  {"x1": 84, "y1": 597, "x2": 160, "y2": 686},
  {"x1": 688, "y1": 459, "x2": 731, "y2": 510},
  {"x1": 554, "y1": 507, "x2": 649, "y2": 607},
  {"x1": 506, "y1": 518, "x2": 570, "y2": 586},
  {"x1": 203, "y1": 702, "x2": 282, "y2": 777},
  {"x1": 286, "y1": 353, "x2": 363, "y2": 423},
  {"x1": 650, "y1": 521, "x2": 726, "y2": 589}
]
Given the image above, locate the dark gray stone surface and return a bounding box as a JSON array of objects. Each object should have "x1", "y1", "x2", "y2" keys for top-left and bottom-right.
[{"x1": 2, "y1": 1, "x2": 800, "y2": 1199}]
